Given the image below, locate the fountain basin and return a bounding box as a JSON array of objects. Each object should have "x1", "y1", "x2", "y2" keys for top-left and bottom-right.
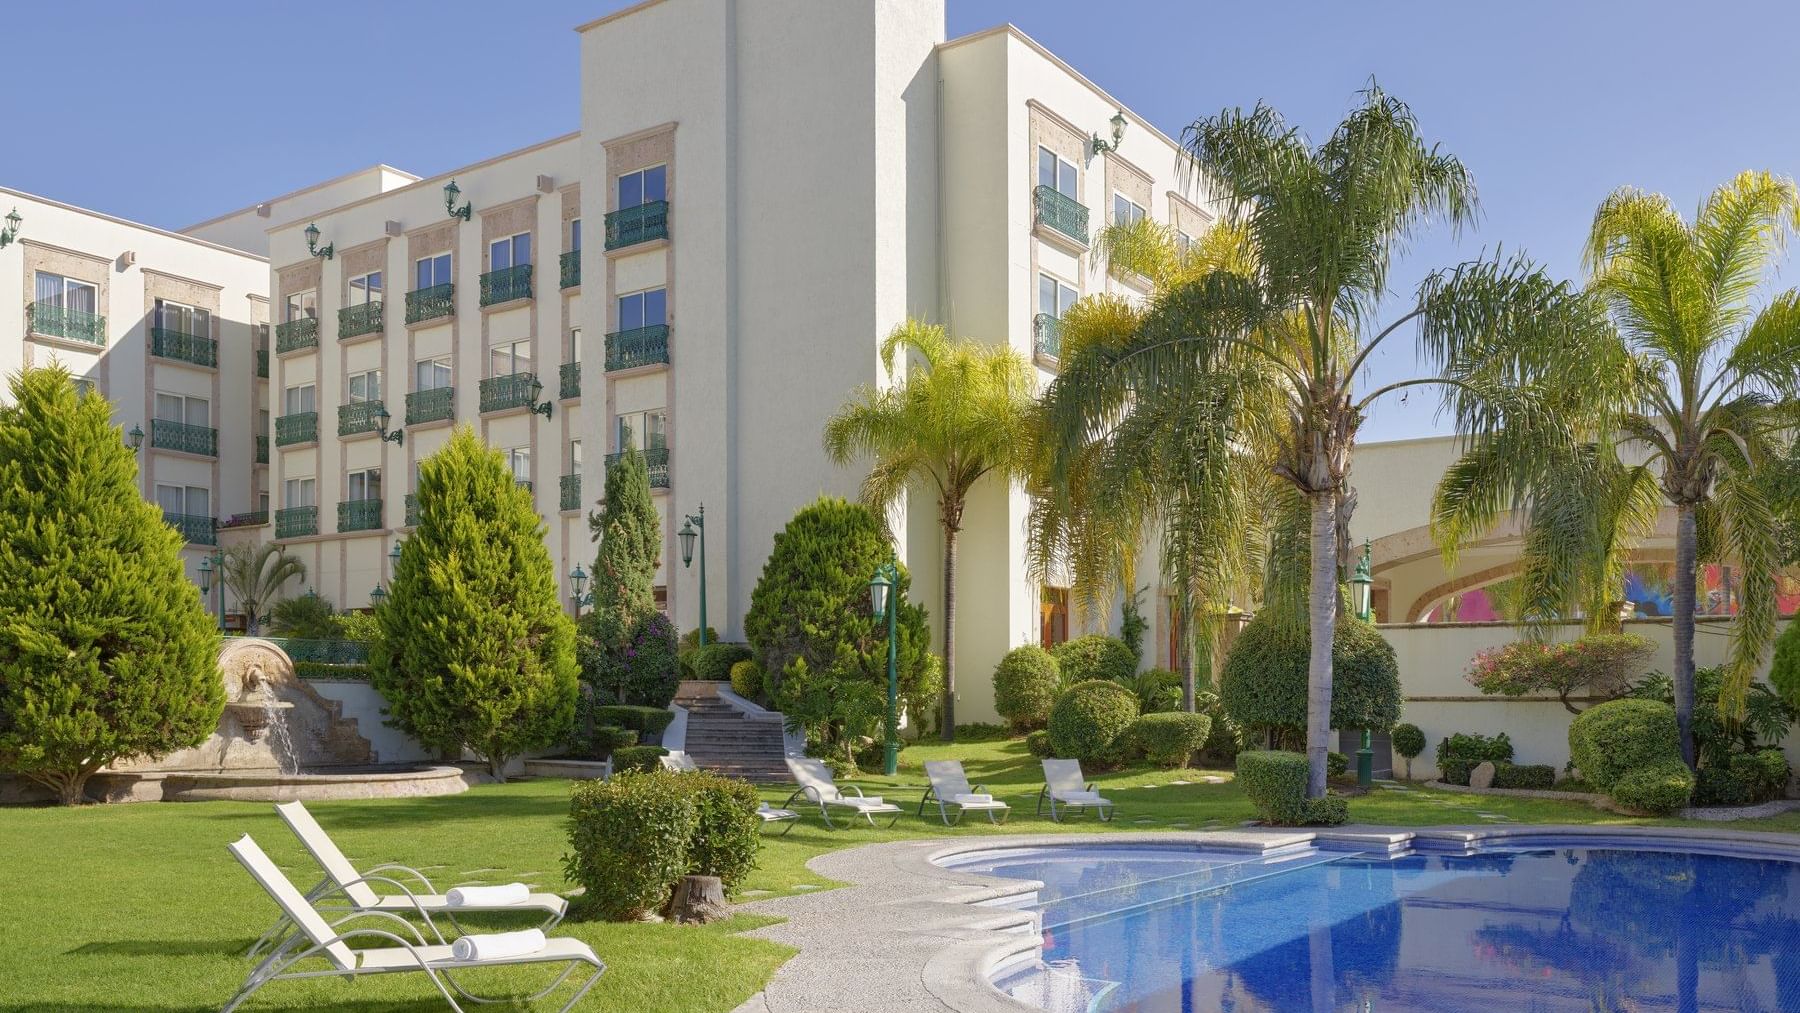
[{"x1": 87, "y1": 764, "x2": 471, "y2": 803}]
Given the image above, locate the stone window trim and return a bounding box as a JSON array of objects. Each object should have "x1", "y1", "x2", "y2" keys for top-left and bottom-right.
[
  {"x1": 405, "y1": 220, "x2": 458, "y2": 264},
  {"x1": 602, "y1": 122, "x2": 676, "y2": 213},
  {"x1": 1026, "y1": 100, "x2": 1088, "y2": 184},
  {"x1": 277, "y1": 260, "x2": 324, "y2": 312},
  {"x1": 1102, "y1": 151, "x2": 1153, "y2": 225},
  {"x1": 479, "y1": 195, "x2": 539, "y2": 253},
  {"x1": 337, "y1": 239, "x2": 388, "y2": 293},
  {"x1": 22, "y1": 241, "x2": 112, "y2": 349},
  {"x1": 1166, "y1": 190, "x2": 1215, "y2": 240}
]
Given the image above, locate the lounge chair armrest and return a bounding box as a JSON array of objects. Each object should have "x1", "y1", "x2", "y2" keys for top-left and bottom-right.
[
  {"x1": 363, "y1": 862, "x2": 440, "y2": 894},
  {"x1": 842, "y1": 785, "x2": 867, "y2": 798},
  {"x1": 327, "y1": 908, "x2": 431, "y2": 945},
  {"x1": 320, "y1": 928, "x2": 436, "y2": 969}
]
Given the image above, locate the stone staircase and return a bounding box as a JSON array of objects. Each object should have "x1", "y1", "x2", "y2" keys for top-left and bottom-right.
[{"x1": 673, "y1": 681, "x2": 792, "y2": 783}]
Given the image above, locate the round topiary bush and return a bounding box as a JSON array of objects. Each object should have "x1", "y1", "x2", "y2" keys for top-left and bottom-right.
[
  {"x1": 993, "y1": 645, "x2": 1061, "y2": 732},
  {"x1": 729, "y1": 659, "x2": 762, "y2": 701},
  {"x1": 1047, "y1": 679, "x2": 1141, "y2": 766},
  {"x1": 1609, "y1": 760, "x2": 1695, "y2": 815},
  {"x1": 1235, "y1": 750, "x2": 1348, "y2": 826},
  {"x1": 1218, "y1": 614, "x2": 1401, "y2": 744},
  {"x1": 693, "y1": 643, "x2": 753, "y2": 682},
  {"x1": 1390, "y1": 723, "x2": 1426, "y2": 777},
  {"x1": 1568, "y1": 698, "x2": 1681, "y2": 791},
  {"x1": 1130, "y1": 712, "x2": 1212, "y2": 768},
  {"x1": 1025, "y1": 729, "x2": 1054, "y2": 758},
  {"x1": 1052, "y1": 635, "x2": 1138, "y2": 686}
]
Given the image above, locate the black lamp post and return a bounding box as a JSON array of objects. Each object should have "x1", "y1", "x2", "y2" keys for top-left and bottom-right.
[
  {"x1": 569, "y1": 564, "x2": 593, "y2": 612},
  {"x1": 1352, "y1": 540, "x2": 1375, "y2": 787},
  {"x1": 869, "y1": 560, "x2": 901, "y2": 776},
  {"x1": 196, "y1": 550, "x2": 226, "y2": 632},
  {"x1": 679, "y1": 505, "x2": 707, "y2": 647}
]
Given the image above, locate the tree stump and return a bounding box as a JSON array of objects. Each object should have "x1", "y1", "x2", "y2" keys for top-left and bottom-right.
[{"x1": 670, "y1": 875, "x2": 731, "y2": 924}]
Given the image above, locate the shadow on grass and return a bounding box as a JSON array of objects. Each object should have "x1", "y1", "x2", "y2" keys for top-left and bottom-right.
[
  {"x1": 68, "y1": 938, "x2": 249, "y2": 957},
  {"x1": 187, "y1": 788, "x2": 570, "y2": 829}
]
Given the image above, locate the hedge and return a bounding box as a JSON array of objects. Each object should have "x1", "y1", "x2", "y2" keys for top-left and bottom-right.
[
  {"x1": 293, "y1": 661, "x2": 373, "y2": 681},
  {"x1": 1025, "y1": 729, "x2": 1054, "y2": 758},
  {"x1": 993, "y1": 645, "x2": 1061, "y2": 732},
  {"x1": 692, "y1": 643, "x2": 754, "y2": 682},
  {"x1": 1052, "y1": 635, "x2": 1138, "y2": 686},
  {"x1": 589, "y1": 705, "x2": 675, "y2": 737},
  {"x1": 1236, "y1": 751, "x2": 1348, "y2": 826},
  {"x1": 1491, "y1": 763, "x2": 1557, "y2": 790},
  {"x1": 1130, "y1": 712, "x2": 1212, "y2": 768},
  {"x1": 612, "y1": 745, "x2": 671, "y2": 773},
  {"x1": 1047, "y1": 679, "x2": 1140, "y2": 766},
  {"x1": 1568, "y1": 699, "x2": 1680, "y2": 791},
  {"x1": 1610, "y1": 760, "x2": 1694, "y2": 815},
  {"x1": 1434, "y1": 732, "x2": 1514, "y2": 786}
]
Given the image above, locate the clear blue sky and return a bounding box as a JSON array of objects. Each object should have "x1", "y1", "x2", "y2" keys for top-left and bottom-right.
[{"x1": 7, "y1": 1, "x2": 1798, "y2": 440}]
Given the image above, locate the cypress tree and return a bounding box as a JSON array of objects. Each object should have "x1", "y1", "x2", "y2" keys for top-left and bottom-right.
[
  {"x1": 372, "y1": 426, "x2": 578, "y2": 779},
  {"x1": 578, "y1": 437, "x2": 668, "y2": 701},
  {"x1": 0, "y1": 365, "x2": 222, "y2": 804}
]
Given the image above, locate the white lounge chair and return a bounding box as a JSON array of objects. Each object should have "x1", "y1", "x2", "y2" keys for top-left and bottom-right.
[
  {"x1": 248, "y1": 800, "x2": 567, "y2": 957},
  {"x1": 224, "y1": 834, "x2": 603, "y2": 1013},
  {"x1": 757, "y1": 801, "x2": 801, "y2": 834},
  {"x1": 782, "y1": 757, "x2": 903, "y2": 829},
  {"x1": 918, "y1": 760, "x2": 1011, "y2": 826},
  {"x1": 1037, "y1": 758, "x2": 1116, "y2": 822}
]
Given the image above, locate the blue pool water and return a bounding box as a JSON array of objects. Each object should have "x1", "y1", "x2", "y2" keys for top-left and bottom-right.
[{"x1": 955, "y1": 842, "x2": 1800, "y2": 1012}]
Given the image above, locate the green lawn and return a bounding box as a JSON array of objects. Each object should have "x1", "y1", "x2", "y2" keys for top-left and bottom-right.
[{"x1": 5, "y1": 735, "x2": 1797, "y2": 1011}]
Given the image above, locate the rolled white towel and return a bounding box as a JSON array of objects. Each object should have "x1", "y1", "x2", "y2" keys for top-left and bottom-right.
[
  {"x1": 446, "y1": 883, "x2": 530, "y2": 908},
  {"x1": 953, "y1": 793, "x2": 995, "y2": 805},
  {"x1": 451, "y1": 928, "x2": 546, "y2": 962}
]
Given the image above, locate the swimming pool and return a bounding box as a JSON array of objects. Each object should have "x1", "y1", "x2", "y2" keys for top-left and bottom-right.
[{"x1": 949, "y1": 839, "x2": 1800, "y2": 1012}]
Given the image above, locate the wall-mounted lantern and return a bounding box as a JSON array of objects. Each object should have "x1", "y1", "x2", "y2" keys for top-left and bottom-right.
[
  {"x1": 0, "y1": 208, "x2": 21, "y2": 248},
  {"x1": 304, "y1": 223, "x2": 334, "y2": 260},
  {"x1": 444, "y1": 180, "x2": 472, "y2": 222},
  {"x1": 1091, "y1": 109, "x2": 1128, "y2": 156}
]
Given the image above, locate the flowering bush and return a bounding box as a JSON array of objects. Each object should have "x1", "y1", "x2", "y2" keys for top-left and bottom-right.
[
  {"x1": 1466, "y1": 633, "x2": 1653, "y2": 714},
  {"x1": 579, "y1": 609, "x2": 680, "y2": 707}
]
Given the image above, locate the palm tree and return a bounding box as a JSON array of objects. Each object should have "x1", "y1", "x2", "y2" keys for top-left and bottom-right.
[
  {"x1": 1037, "y1": 84, "x2": 1613, "y2": 797},
  {"x1": 1440, "y1": 172, "x2": 1800, "y2": 766},
  {"x1": 219, "y1": 542, "x2": 306, "y2": 634},
  {"x1": 824, "y1": 320, "x2": 1040, "y2": 741}
]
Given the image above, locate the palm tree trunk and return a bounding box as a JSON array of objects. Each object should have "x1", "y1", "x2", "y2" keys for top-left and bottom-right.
[
  {"x1": 1306, "y1": 490, "x2": 1339, "y2": 799},
  {"x1": 941, "y1": 522, "x2": 959, "y2": 743},
  {"x1": 1672, "y1": 502, "x2": 1698, "y2": 769}
]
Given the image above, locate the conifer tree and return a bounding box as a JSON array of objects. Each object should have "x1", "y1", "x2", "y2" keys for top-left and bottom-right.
[
  {"x1": 372, "y1": 426, "x2": 578, "y2": 779},
  {"x1": 578, "y1": 437, "x2": 669, "y2": 702},
  {"x1": 0, "y1": 365, "x2": 222, "y2": 804}
]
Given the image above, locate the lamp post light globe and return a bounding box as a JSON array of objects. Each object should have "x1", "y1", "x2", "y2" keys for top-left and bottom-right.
[{"x1": 369, "y1": 585, "x2": 387, "y2": 607}]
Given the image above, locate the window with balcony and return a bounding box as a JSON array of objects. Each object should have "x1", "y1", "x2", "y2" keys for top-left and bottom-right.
[
  {"x1": 340, "y1": 369, "x2": 384, "y2": 436},
  {"x1": 30, "y1": 272, "x2": 103, "y2": 345},
  {"x1": 152, "y1": 299, "x2": 216, "y2": 367},
  {"x1": 561, "y1": 219, "x2": 582, "y2": 289},
  {"x1": 561, "y1": 329, "x2": 582, "y2": 399},
  {"x1": 156, "y1": 483, "x2": 214, "y2": 545},
  {"x1": 504, "y1": 447, "x2": 532, "y2": 490},
  {"x1": 1034, "y1": 146, "x2": 1087, "y2": 245},
  {"x1": 346, "y1": 468, "x2": 382, "y2": 501},
  {"x1": 408, "y1": 254, "x2": 454, "y2": 324},
  {"x1": 284, "y1": 383, "x2": 316, "y2": 415},
  {"x1": 608, "y1": 165, "x2": 669, "y2": 249},
  {"x1": 482, "y1": 233, "x2": 533, "y2": 306},
  {"x1": 340, "y1": 469, "x2": 383, "y2": 532},
  {"x1": 489, "y1": 340, "x2": 532, "y2": 378},
  {"x1": 277, "y1": 290, "x2": 319, "y2": 352},
  {"x1": 408, "y1": 357, "x2": 455, "y2": 424},
  {"x1": 347, "y1": 369, "x2": 382, "y2": 403},
  {"x1": 340, "y1": 271, "x2": 384, "y2": 338},
  {"x1": 284, "y1": 477, "x2": 316, "y2": 508},
  {"x1": 1112, "y1": 193, "x2": 1147, "y2": 228},
  {"x1": 277, "y1": 477, "x2": 318, "y2": 537},
  {"x1": 1036, "y1": 273, "x2": 1077, "y2": 362},
  {"x1": 617, "y1": 409, "x2": 667, "y2": 452},
  {"x1": 608, "y1": 288, "x2": 670, "y2": 371},
  {"x1": 286, "y1": 291, "x2": 318, "y2": 323},
  {"x1": 561, "y1": 439, "x2": 583, "y2": 511},
  {"x1": 277, "y1": 384, "x2": 318, "y2": 446},
  {"x1": 153, "y1": 392, "x2": 216, "y2": 456},
  {"x1": 618, "y1": 166, "x2": 667, "y2": 210}
]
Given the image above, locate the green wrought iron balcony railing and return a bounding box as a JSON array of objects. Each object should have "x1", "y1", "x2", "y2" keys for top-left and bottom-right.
[
  {"x1": 338, "y1": 400, "x2": 386, "y2": 437},
  {"x1": 479, "y1": 372, "x2": 540, "y2": 413},
  {"x1": 406, "y1": 387, "x2": 455, "y2": 425},
  {"x1": 275, "y1": 505, "x2": 318, "y2": 538},
  {"x1": 255, "y1": 433, "x2": 270, "y2": 465},
  {"x1": 404, "y1": 493, "x2": 421, "y2": 527},
  {"x1": 163, "y1": 510, "x2": 217, "y2": 546},
  {"x1": 1033, "y1": 185, "x2": 1088, "y2": 246},
  {"x1": 515, "y1": 479, "x2": 534, "y2": 494},
  {"x1": 606, "y1": 446, "x2": 669, "y2": 489},
  {"x1": 28, "y1": 304, "x2": 106, "y2": 346},
  {"x1": 560, "y1": 473, "x2": 581, "y2": 511},
  {"x1": 605, "y1": 200, "x2": 669, "y2": 250},
  {"x1": 338, "y1": 498, "x2": 383, "y2": 533},
  {"x1": 275, "y1": 317, "x2": 319, "y2": 353},
  {"x1": 275, "y1": 411, "x2": 318, "y2": 447},
  {"x1": 151, "y1": 419, "x2": 217, "y2": 457},
  {"x1": 560, "y1": 250, "x2": 580, "y2": 289},
  {"x1": 479, "y1": 264, "x2": 533, "y2": 307},
  {"x1": 605, "y1": 324, "x2": 670, "y2": 372},
  {"x1": 256, "y1": 348, "x2": 270, "y2": 378},
  {"x1": 338, "y1": 301, "x2": 385, "y2": 339},
  {"x1": 405, "y1": 283, "x2": 455, "y2": 324},
  {"x1": 560, "y1": 362, "x2": 580, "y2": 400},
  {"x1": 150, "y1": 326, "x2": 218, "y2": 368},
  {"x1": 1033, "y1": 313, "x2": 1062, "y2": 362}
]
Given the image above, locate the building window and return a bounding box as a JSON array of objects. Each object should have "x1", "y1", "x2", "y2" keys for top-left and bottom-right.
[
  {"x1": 503, "y1": 447, "x2": 532, "y2": 484},
  {"x1": 35, "y1": 272, "x2": 98, "y2": 314},
  {"x1": 1175, "y1": 229, "x2": 1195, "y2": 255},
  {"x1": 284, "y1": 383, "x2": 316, "y2": 415},
  {"x1": 489, "y1": 233, "x2": 532, "y2": 271},
  {"x1": 346, "y1": 369, "x2": 382, "y2": 403},
  {"x1": 568, "y1": 328, "x2": 582, "y2": 364},
  {"x1": 570, "y1": 218, "x2": 582, "y2": 251},
  {"x1": 618, "y1": 288, "x2": 667, "y2": 330},
  {"x1": 259, "y1": 491, "x2": 270, "y2": 513},
  {"x1": 156, "y1": 483, "x2": 210, "y2": 518},
  {"x1": 155, "y1": 299, "x2": 210, "y2": 336},
  {"x1": 1037, "y1": 146, "x2": 1077, "y2": 199},
  {"x1": 1040, "y1": 586, "x2": 1070, "y2": 648},
  {"x1": 489, "y1": 340, "x2": 532, "y2": 377},
  {"x1": 348, "y1": 271, "x2": 383, "y2": 305},
  {"x1": 258, "y1": 408, "x2": 270, "y2": 432},
  {"x1": 618, "y1": 165, "x2": 667, "y2": 209},
  {"x1": 570, "y1": 438, "x2": 583, "y2": 476},
  {"x1": 1038, "y1": 273, "x2": 1077, "y2": 320},
  {"x1": 284, "y1": 477, "x2": 316, "y2": 508},
  {"x1": 415, "y1": 253, "x2": 452, "y2": 289},
  {"x1": 285, "y1": 290, "x2": 317, "y2": 322},
  {"x1": 616, "y1": 409, "x2": 667, "y2": 451},
  {"x1": 1113, "y1": 193, "x2": 1146, "y2": 227},
  {"x1": 415, "y1": 357, "x2": 452, "y2": 390},
  {"x1": 156, "y1": 392, "x2": 210, "y2": 427},
  {"x1": 346, "y1": 468, "x2": 381, "y2": 501}
]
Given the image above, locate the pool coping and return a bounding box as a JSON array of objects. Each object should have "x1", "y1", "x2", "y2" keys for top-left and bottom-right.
[{"x1": 727, "y1": 824, "x2": 1800, "y2": 1013}]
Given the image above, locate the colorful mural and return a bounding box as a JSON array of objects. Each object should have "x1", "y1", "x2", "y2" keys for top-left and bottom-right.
[{"x1": 1422, "y1": 565, "x2": 1800, "y2": 624}]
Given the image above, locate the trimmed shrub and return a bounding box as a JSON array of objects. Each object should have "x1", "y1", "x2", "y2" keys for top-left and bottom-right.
[
  {"x1": 579, "y1": 609, "x2": 681, "y2": 708},
  {"x1": 693, "y1": 642, "x2": 753, "y2": 682},
  {"x1": 589, "y1": 704, "x2": 675, "y2": 737},
  {"x1": 1132, "y1": 668, "x2": 1184, "y2": 714},
  {"x1": 1327, "y1": 751, "x2": 1348, "y2": 779},
  {"x1": 1697, "y1": 750, "x2": 1792, "y2": 806},
  {"x1": 1052, "y1": 635, "x2": 1138, "y2": 686},
  {"x1": 1131, "y1": 712, "x2": 1212, "y2": 768},
  {"x1": 1466, "y1": 633, "x2": 1654, "y2": 714},
  {"x1": 681, "y1": 772, "x2": 762, "y2": 894},
  {"x1": 1218, "y1": 614, "x2": 1401, "y2": 743},
  {"x1": 612, "y1": 745, "x2": 671, "y2": 774},
  {"x1": 993, "y1": 645, "x2": 1061, "y2": 732},
  {"x1": 578, "y1": 726, "x2": 639, "y2": 758},
  {"x1": 1025, "y1": 729, "x2": 1054, "y2": 758},
  {"x1": 1434, "y1": 732, "x2": 1514, "y2": 786},
  {"x1": 1390, "y1": 723, "x2": 1426, "y2": 778},
  {"x1": 1568, "y1": 699, "x2": 1680, "y2": 791},
  {"x1": 1047, "y1": 679, "x2": 1141, "y2": 766},
  {"x1": 729, "y1": 659, "x2": 763, "y2": 700},
  {"x1": 1491, "y1": 763, "x2": 1557, "y2": 790},
  {"x1": 1771, "y1": 616, "x2": 1800, "y2": 708},
  {"x1": 1610, "y1": 760, "x2": 1694, "y2": 815},
  {"x1": 1236, "y1": 751, "x2": 1349, "y2": 826},
  {"x1": 566, "y1": 771, "x2": 699, "y2": 920}
]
